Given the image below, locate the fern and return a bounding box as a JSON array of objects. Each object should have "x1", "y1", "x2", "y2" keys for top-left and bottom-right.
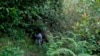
[
  {"x1": 77, "y1": 54, "x2": 91, "y2": 56},
  {"x1": 50, "y1": 48, "x2": 76, "y2": 56}
]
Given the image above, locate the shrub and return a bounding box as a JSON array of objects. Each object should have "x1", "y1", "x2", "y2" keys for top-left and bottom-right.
[
  {"x1": 46, "y1": 33, "x2": 92, "y2": 56},
  {"x1": 72, "y1": 11, "x2": 100, "y2": 54},
  {"x1": 0, "y1": 46, "x2": 24, "y2": 56}
]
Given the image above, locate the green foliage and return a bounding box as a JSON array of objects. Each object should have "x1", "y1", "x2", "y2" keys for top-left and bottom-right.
[
  {"x1": 46, "y1": 32, "x2": 92, "y2": 56},
  {"x1": 0, "y1": 46, "x2": 24, "y2": 56},
  {"x1": 72, "y1": 11, "x2": 100, "y2": 55},
  {"x1": 49, "y1": 48, "x2": 76, "y2": 56},
  {"x1": 0, "y1": 0, "x2": 99, "y2": 56},
  {"x1": 77, "y1": 54, "x2": 91, "y2": 56},
  {"x1": 72, "y1": 13, "x2": 100, "y2": 40},
  {"x1": 0, "y1": 0, "x2": 48, "y2": 37}
]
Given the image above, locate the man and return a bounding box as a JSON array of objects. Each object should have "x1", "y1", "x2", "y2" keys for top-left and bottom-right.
[{"x1": 35, "y1": 32, "x2": 43, "y2": 47}]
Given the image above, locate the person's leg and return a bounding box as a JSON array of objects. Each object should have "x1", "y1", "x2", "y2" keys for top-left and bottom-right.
[{"x1": 38, "y1": 39, "x2": 42, "y2": 47}]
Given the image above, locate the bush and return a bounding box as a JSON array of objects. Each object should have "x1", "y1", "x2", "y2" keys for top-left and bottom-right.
[
  {"x1": 72, "y1": 12, "x2": 100, "y2": 54},
  {"x1": 46, "y1": 33, "x2": 92, "y2": 56},
  {"x1": 0, "y1": 46, "x2": 24, "y2": 56}
]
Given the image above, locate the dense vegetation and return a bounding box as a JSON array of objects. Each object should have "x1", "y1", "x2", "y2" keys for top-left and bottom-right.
[{"x1": 0, "y1": 0, "x2": 100, "y2": 56}]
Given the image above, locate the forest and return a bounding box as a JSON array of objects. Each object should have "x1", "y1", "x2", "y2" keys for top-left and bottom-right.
[{"x1": 0, "y1": 0, "x2": 100, "y2": 56}]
